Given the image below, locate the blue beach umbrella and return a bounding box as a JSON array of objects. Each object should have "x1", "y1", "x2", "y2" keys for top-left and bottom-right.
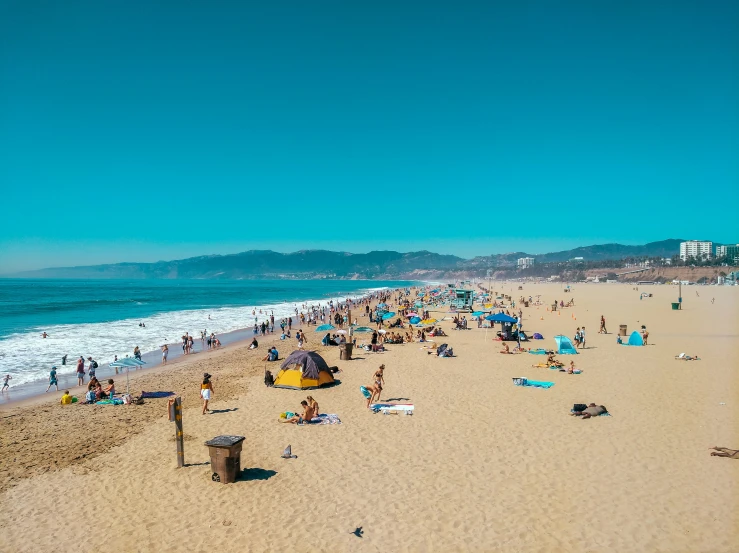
[
  {"x1": 377, "y1": 303, "x2": 387, "y2": 308},
  {"x1": 414, "y1": 302, "x2": 423, "y2": 308},
  {"x1": 409, "y1": 316, "x2": 421, "y2": 324},
  {"x1": 382, "y1": 312, "x2": 396, "y2": 320},
  {"x1": 109, "y1": 357, "x2": 147, "y2": 395},
  {"x1": 353, "y1": 326, "x2": 374, "y2": 333},
  {"x1": 485, "y1": 313, "x2": 517, "y2": 323},
  {"x1": 315, "y1": 324, "x2": 335, "y2": 332}
]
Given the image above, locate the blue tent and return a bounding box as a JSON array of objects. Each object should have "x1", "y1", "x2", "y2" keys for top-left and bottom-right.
[
  {"x1": 485, "y1": 313, "x2": 517, "y2": 323},
  {"x1": 626, "y1": 331, "x2": 644, "y2": 346},
  {"x1": 554, "y1": 335, "x2": 578, "y2": 354}
]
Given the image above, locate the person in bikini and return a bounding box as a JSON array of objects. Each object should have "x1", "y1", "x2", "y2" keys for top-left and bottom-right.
[{"x1": 372, "y1": 365, "x2": 385, "y2": 403}]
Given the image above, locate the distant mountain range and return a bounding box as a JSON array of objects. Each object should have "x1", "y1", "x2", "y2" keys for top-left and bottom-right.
[{"x1": 5, "y1": 239, "x2": 694, "y2": 280}]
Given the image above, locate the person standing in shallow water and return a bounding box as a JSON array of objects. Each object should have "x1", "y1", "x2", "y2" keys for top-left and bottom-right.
[{"x1": 46, "y1": 366, "x2": 59, "y2": 392}]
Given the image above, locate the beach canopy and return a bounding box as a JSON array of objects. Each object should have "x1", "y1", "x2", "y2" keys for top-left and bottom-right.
[
  {"x1": 274, "y1": 351, "x2": 335, "y2": 390},
  {"x1": 485, "y1": 313, "x2": 517, "y2": 323},
  {"x1": 554, "y1": 335, "x2": 578, "y2": 354},
  {"x1": 626, "y1": 331, "x2": 644, "y2": 346},
  {"x1": 382, "y1": 312, "x2": 396, "y2": 320},
  {"x1": 315, "y1": 324, "x2": 335, "y2": 332}
]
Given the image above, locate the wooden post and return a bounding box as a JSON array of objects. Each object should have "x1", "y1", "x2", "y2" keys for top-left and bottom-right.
[{"x1": 169, "y1": 396, "x2": 184, "y2": 467}]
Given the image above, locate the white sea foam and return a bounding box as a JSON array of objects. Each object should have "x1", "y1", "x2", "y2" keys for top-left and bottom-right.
[{"x1": 0, "y1": 288, "x2": 389, "y2": 387}]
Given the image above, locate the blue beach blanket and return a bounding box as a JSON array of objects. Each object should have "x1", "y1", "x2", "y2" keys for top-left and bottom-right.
[
  {"x1": 515, "y1": 379, "x2": 555, "y2": 389},
  {"x1": 96, "y1": 398, "x2": 124, "y2": 405},
  {"x1": 300, "y1": 414, "x2": 341, "y2": 425},
  {"x1": 140, "y1": 391, "x2": 175, "y2": 398},
  {"x1": 528, "y1": 349, "x2": 548, "y2": 355}
]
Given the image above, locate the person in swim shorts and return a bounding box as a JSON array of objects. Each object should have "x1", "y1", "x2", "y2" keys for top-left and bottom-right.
[{"x1": 46, "y1": 366, "x2": 59, "y2": 392}]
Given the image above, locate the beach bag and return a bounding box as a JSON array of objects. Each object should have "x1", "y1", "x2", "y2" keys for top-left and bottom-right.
[
  {"x1": 91, "y1": 360, "x2": 99, "y2": 369},
  {"x1": 122, "y1": 394, "x2": 132, "y2": 405},
  {"x1": 572, "y1": 404, "x2": 587, "y2": 412},
  {"x1": 85, "y1": 390, "x2": 96, "y2": 403}
]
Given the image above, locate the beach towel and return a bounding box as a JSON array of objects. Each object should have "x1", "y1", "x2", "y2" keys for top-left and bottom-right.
[
  {"x1": 370, "y1": 403, "x2": 414, "y2": 414},
  {"x1": 360, "y1": 386, "x2": 372, "y2": 399},
  {"x1": 95, "y1": 398, "x2": 124, "y2": 405},
  {"x1": 300, "y1": 414, "x2": 341, "y2": 425},
  {"x1": 514, "y1": 379, "x2": 554, "y2": 389},
  {"x1": 140, "y1": 391, "x2": 175, "y2": 398},
  {"x1": 528, "y1": 349, "x2": 548, "y2": 355}
]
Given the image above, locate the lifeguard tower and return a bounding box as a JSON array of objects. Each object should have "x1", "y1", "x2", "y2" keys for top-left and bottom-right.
[{"x1": 451, "y1": 289, "x2": 473, "y2": 311}]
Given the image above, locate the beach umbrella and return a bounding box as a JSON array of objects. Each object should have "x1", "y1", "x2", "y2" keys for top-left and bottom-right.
[
  {"x1": 377, "y1": 303, "x2": 387, "y2": 308},
  {"x1": 405, "y1": 312, "x2": 418, "y2": 317},
  {"x1": 485, "y1": 313, "x2": 517, "y2": 323},
  {"x1": 409, "y1": 316, "x2": 421, "y2": 324},
  {"x1": 335, "y1": 329, "x2": 347, "y2": 335},
  {"x1": 414, "y1": 302, "x2": 423, "y2": 308},
  {"x1": 109, "y1": 357, "x2": 147, "y2": 395},
  {"x1": 381, "y1": 312, "x2": 396, "y2": 320},
  {"x1": 378, "y1": 329, "x2": 387, "y2": 334},
  {"x1": 315, "y1": 324, "x2": 335, "y2": 332},
  {"x1": 353, "y1": 326, "x2": 373, "y2": 333}
]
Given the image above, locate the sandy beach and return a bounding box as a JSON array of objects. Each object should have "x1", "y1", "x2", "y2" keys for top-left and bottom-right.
[{"x1": 1, "y1": 283, "x2": 737, "y2": 553}]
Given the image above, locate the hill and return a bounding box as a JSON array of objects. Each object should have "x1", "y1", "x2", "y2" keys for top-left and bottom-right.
[{"x1": 6, "y1": 239, "x2": 705, "y2": 279}]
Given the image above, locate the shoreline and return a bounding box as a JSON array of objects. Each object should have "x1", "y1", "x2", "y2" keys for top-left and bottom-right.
[{"x1": 0, "y1": 286, "x2": 417, "y2": 409}]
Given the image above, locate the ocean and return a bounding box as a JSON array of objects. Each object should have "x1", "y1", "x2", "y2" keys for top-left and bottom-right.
[{"x1": 0, "y1": 279, "x2": 416, "y2": 389}]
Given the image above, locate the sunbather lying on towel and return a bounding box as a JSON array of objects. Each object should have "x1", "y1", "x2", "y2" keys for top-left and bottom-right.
[
  {"x1": 571, "y1": 403, "x2": 608, "y2": 419},
  {"x1": 675, "y1": 353, "x2": 700, "y2": 360},
  {"x1": 709, "y1": 447, "x2": 739, "y2": 459},
  {"x1": 547, "y1": 354, "x2": 564, "y2": 367}
]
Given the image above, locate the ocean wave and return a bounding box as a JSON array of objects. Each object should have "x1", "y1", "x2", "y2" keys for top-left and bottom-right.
[{"x1": 0, "y1": 287, "x2": 389, "y2": 387}]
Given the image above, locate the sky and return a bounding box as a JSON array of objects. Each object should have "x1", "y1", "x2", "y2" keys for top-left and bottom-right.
[{"x1": 1, "y1": 0, "x2": 737, "y2": 272}]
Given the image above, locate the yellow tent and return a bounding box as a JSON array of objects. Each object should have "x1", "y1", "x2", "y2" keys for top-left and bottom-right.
[{"x1": 273, "y1": 350, "x2": 336, "y2": 390}]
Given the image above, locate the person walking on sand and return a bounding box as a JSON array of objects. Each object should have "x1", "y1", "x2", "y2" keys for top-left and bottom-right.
[
  {"x1": 599, "y1": 316, "x2": 607, "y2": 334},
  {"x1": 200, "y1": 373, "x2": 213, "y2": 414},
  {"x1": 161, "y1": 344, "x2": 169, "y2": 365},
  {"x1": 45, "y1": 366, "x2": 59, "y2": 392},
  {"x1": 580, "y1": 326, "x2": 586, "y2": 349},
  {"x1": 76, "y1": 356, "x2": 86, "y2": 386},
  {"x1": 2, "y1": 374, "x2": 11, "y2": 392}
]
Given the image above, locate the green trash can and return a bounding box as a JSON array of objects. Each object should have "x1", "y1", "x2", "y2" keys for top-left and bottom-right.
[{"x1": 671, "y1": 303, "x2": 681, "y2": 310}]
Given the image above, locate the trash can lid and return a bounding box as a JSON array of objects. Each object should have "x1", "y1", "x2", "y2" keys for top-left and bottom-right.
[{"x1": 205, "y1": 435, "x2": 245, "y2": 447}]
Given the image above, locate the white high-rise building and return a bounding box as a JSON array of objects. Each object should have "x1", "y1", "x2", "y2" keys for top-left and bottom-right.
[
  {"x1": 680, "y1": 240, "x2": 713, "y2": 261},
  {"x1": 517, "y1": 257, "x2": 535, "y2": 269}
]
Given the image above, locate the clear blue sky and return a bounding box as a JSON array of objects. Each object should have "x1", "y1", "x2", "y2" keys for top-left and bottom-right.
[{"x1": 1, "y1": 0, "x2": 737, "y2": 272}]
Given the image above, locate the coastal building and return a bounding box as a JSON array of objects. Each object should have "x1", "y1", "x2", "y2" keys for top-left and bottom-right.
[
  {"x1": 679, "y1": 240, "x2": 713, "y2": 261},
  {"x1": 716, "y1": 244, "x2": 739, "y2": 264},
  {"x1": 517, "y1": 257, "x2": 535, "y2": 269}
]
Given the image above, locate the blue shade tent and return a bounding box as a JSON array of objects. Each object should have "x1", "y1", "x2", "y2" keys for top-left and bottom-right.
[
  {"x1": 109, "y1": 357, "x2": 147, "y2": 394},
  {"x1": 409, "y1": 316, "x2": 421, "y2": 324},
  {"x1": 381, "y1": 312, "x2": 396, "y2": 320},
  {"x1": 626, "y1": 331, "x2": 644, "y2": 346},
  {"x1": 554, "y1": 335, "x2": 578, "y2": 354},
  {"x1": 315, "y1": 324, "x2": 335, "y2": 332},
  {"x1": 485, "y1": 313, "x2": 517, "y2": 323}
]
